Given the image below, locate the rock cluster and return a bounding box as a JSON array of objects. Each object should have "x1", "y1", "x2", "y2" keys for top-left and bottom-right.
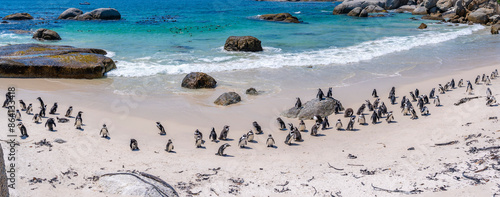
[{"x1": 58, "y1": 8, "x2": 121, "y2": 20}]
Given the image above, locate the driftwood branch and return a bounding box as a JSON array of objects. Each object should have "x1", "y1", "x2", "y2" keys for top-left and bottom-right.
[
  {"x1": 327, "y1": 163, "x2": 344, "y2": 170},
  {"x1": 371, "y1": 184, "x2": 422, "y2": 194},
  {"x1": 434, "y1": 141, "x2": 458, "y2": 146},
  {"x1": 462, "y1": 172, "x2": 481, "y2": 184},
  {"x1": 454, "y1": 96, "x2": 480, "y2": 106}
]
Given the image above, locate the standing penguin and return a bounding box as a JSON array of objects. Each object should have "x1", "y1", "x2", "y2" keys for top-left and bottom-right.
[
  {"x1": 335, "y1": 119, "x2": 343, "y2": 130},
  {"x1": 386, "y1": 111, "x2": 394, "y2": 123},
  {"x1": 466, "y1": 81, "x2": 473, "y2": 95},
  {"x1": 215, "y1": 143, "x2": 230, "y2": 156},
  {"x1": 458, "y1": 79, "x2": 464, "y2": 87},
  {"x1": 19, "y1": 100, "x2": 26, "y2": 111},
  {"x1": 32, "y1": 113, "x2": 41, "y2": 123},
  {"x1": 409, "y1": 91, "x2": 417, "y2": 102},
  {"x1": 486, "y1": 96, "x2": 497, "y2": 106},
  {"x1": 311, "y1": 122, "x2": 320, "y2": 136},
  {"x1": 26, "y1": 103, "x2": 33, "y2": 114},
  {"x1": 429, "y1": 88, "x2": 435, "y2": 98},
  {"x1": 49, "y1": 102, "x2": 57, "y2": 114},
  {"x1": 130, "y1": 139, "x2": 139, "y2": 150},
  {"x1": 17, "y1": 123, "x2": 28, "y2": 138},
  {"x1": 219, "y1": 125, "x2": 230, "y2": 140},
  {"x1": 421, "y1": 106, "x2": 430, "y2": 115},
  {"x1": 390, "y1": 95, "x2": 396, "y2": 105},
  {"x1": 266, "y1": 134, "x2": 275, "y2": 147},
  {"x1": 75, "y1": 111, "x2": 83, "y2": 122},
  {"x1": 475, "y1": 75, "x2": 480, "y2": 85},
  {"x1": 253, "y1": 121, "x2": 263, "y2": 134},
  {"x1": 45, "y1": 118, "x2": 56, "y2": 131},
  {"x1": 277, "y1": 118, "x2": 286, "y2": 130},
  {"x1": 371, "y1": 111, "x2": 379, "y2": 124},
  {"x1": 346, "y1": 117, "x2": 355, "y2": 131},
  {"x1": 321, "y1": 116, "x2": 330, "y2": 130},
  {"x1": 326, "y1": 87, "x2": 333, "y2": 98},
  {"x1": 388, "y1": 87, "x2": 396, "y2": 99},
  {"x1": 284, "y1": 131, "x2": 295, "y2": 145},
  {"x1": 415, "y1": 88, "x2": 420, "y2": 98},
  {"x1": 238, "y1": 134, "x2": 248, "y2": 148},
  {"x1": 293, "y1": 126, "x2": 302, "y2": 141},
  {"x1": 209, "y1": 128, "x2": 218, "y2": 142},
  {"x1": 358, "y1": 114, "x2": 366, "y2": 125},
  {"x1": 74, "y1": 113, "x2": 83, "y2": 130},
  {"x1": 356, "y1": 104, "x2": 366, "y2": 115},
  {"x1": 39, "y1": 105, "x2": 46, "y2": 117},
  {"x1": 434, "y1": 95, "x2": 441, "y2": 107},
  {"x1": 15, "y1": 109, "x2": 21, "y2": 121},
  {"x1": 195, "y1": 136, "x2": 203, "y2": 148},
  {"x1": 65, "y1": 106, "x2": 73, "y2": 117},
  {"x1": 450, "y1": 79, "x2": 455, "y2": 89},
  {"x1": 410, "y1": 108, "x2": 418, "y2": 120},
  {"x1": 295, "y1": 97, "x2": 302, "y2": 108},
  {"x1": 36, "y1": 97, "x2": 45, "y2": 109},
  {"x1": 486, "y1": 76, "x2": 491, "y2": 85},
  {"x1": 317, "y1": 88, "x2": 324, "y2": 101},
  {"x1": 194, "y1": 129, "x2": 203, "y2": 140},
  {"x1": 100, "y1": 124, "x2": 109, "y2": 138},
  {"x1": 487, "y1": 88, "x2": 493, "y2": 98},
  {"x1": 247, "y1": 130, "x2": 255, "y2": 142},
  {"x1": 372, "y1": 89, "x2": 378, "y2": 98},
  {"x1": 298, "y1": 120, "x2": 306, "y2": 132},
  {"x1": 165, "y1": 139, "x2": 174, "y2": 152},
  {"x1": 438, "y1": 84, "x2": 445, "y2": 94},
  {"x1": 156, "y1": 122, "x2": 166, "y2": 135}
]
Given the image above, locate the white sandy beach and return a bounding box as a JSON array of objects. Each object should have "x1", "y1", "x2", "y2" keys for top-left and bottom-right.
[{"x1": 1, "y1": 61, "x2": 500, "y2": 196}]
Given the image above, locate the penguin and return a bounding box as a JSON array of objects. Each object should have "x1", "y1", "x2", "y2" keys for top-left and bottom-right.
[
  {"x1": 266, "y1": 134, "x2": 275, "y2": 147},
  {"x1": 458, "y1": 79, "x2": 464, "y2": 87},
  {"x1": 284, "y1": 131, "x2": 294, "y2": 145},
  {"x1": 209, "y1": 127, "x2": 217, "y2": 142},
  {"x1": 366, "y1": 100, "x2": 373, "y2": 111},
  {"x1": 372, "y1": 89, "x2": 378, "y2": 98},
  {"x1": 45, "y1": 118, "x2": 56, "y2": 131},
  {"x1": 417, "y1": 97, "x2": 424, "y2": 110},
  {"x1": 486, "y1": 76, "x2": 491, "y2": 85},
  {"x1": 75, "y1": 111, "x2": 83, "y2": 123},
  {"x1": 100, "y1": 124, "x2": 109, "y2": 138},
  {"x1": 2, "y1": 92, "x2": 11, "y2": 108},
  {"x1": 482, "y1": 74, "x2": 486, "y2": 82},
  {"x1": 36, "y1": 97, "x2": 45, "y2": 109},
  {"x1": 195, "y1": 136, "x2": 203, "y2": 148},
  {"x1": 15, "y1": 109, "x2": 21, "y2": 121},
  {"x1": 380, "y1": 102, "x2": 387, "y2": 115},
  {"x1": 438, "y1": 84, "x2": 445, "y2": 94},
  {"x1": 26, "y1": 103, "x2": 33, "y2": 114},
  {"x1": 335, "y1": 119, "x2": 343, "y2": 130},
  {"x1": 293, "y1": 126, "x2": 302, "y2": 141},
  {"x1": 444, "y1": 83, "x2": 450, "y2": 91},
  {"x1": 334, "y1": 102, "x2": 341, "y2": 114},
  {"x1": 450, "y1": 79, "x2": 456, "y2": 89},
  {"x1": 313, "y1": 115, "x2": 323, "y2": 124},
  {"x1": 247, "y1": 130, "x2": 255, "y2": 142},
  {"x1": 219, "y1": 125, "x2": 230, "y2": 140},
  {"x1": 487, "y1": 87, "x2": 492, "y2": 98},
  {"x1": 130, "y1": 139, "x2": 139, "y2": 150},
  {"x1": 421, "y1": 106, "x2": 429, "y2": 115},
  {"x1": 371, "y1": 111, "x2": 378, "y2": 124},
  {"x1": 326, "y1": 87, "x2": 333, "y2": 98},
  {"x1": 216, "y1": 143, "x2": 230, "y2": 156},
  {"x1": 486, "y1": 96, "x2": 496, "y2": 106},
  {"x1": 356, "y1": 104, "x2": 365, "y2": 115},
  {"x1": 65, "y1": 106, "x2": 73, "y2": 117},
  {"x1": 429, "y1": 88, "x2": 435, "y2": 98},
  {"x1": 156, "y1": 122, "x2": 166, "y2": 135},
  {"x1": 19, "y1": 100, "x2": 26, "y2": 111},
  {"x1": 17, "y1": 123, "x2": 28, "y2": 138},
  {"x1": 49, "y1": 102, "x2": 57, "y2": 114},
  {"x1": 75, "y1": 115, "x2": 83, "y2": 130},
  {"x1": 317, "y1": 88, "x2": 324, "y2": 101},
  {"x1": 166, "y1": 139, "x2": 174, "y2": 152},
  {"x1": 415, "y1": 88, "x2": 420, "y2": 98},
  {"x1": 277, "y1": 118, "x2": 286, "y2": 130},
  {"x1": 311, "y1": 122, "x2": 320, "y2": 136},
  {"x1": 321, "y1": 116, "x2": 330, "y2": 130},
  {"x1": 390, "y1": 94, "x2": 396, "y2": 105},
  {"x1": 298, "y1": 120, "x2": 306, "y2": 132},
  {"x1": 295, "y1": 97, "x2": 302, "y2": 108},
  {"x1": 491, "y1": 72, "x2": 496, "y2": 80},
  {"x1": 194, "y1": 129, "x2": 203, "y2": 140},
  {"x1": 32, "y1": 113, "x2": 41, "y2": 123},
  {"x1": 388, "y1": 87, "x2": 395, "y2": 99},
  {"x1": 238, "y1": 134, "x2": 247, "y2": 148},
  {"x1": 410, "y1": 107, "x2": 418, "y2": 120},
  {"x1": 253, "y1": 121, "x2": 263, "y2": 134},
  {"x1": 344, "y1": 108, "x2": 354, "y2": 117},
  {"x1": 358, "y1": 114, "x2": 366, "y2": 125},
  {"x1": 402, "y1": 104, "x2": 409, "y2": 116},
  {"x1": 346, "y1": 117, "x2": 355, "y2": 131},
  {"x1": 386, "y1": 111, "x2": 394, "y2": 123},
  {"x1": 475, "y1": 75, "x2": 480, "y2": 85},
  {"x1": 434, "y1": 95, "x2": 440, "y2": 107},
  {"x1": 466, "y1": 80, "x2": 473, "y2": 95},
  {"x1": 56, "y1": 117, "x2": 69, "y2": 123},
  {"x1": 409, "y1": 91, "x2": 417, "y2": 102},
  {"x1": 39, "y1": 105, "x2": 46, "y2": 117},
  {"x1": 423, "y1": 94, "x2": 429, "y2": 104}
]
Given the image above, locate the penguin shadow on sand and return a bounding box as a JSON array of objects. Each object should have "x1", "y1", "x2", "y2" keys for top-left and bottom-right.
[
  {"x1": 132, "y1": 148, "x2": 140, "y2": 152},
  {"x1": 102, "y1": 136, "x2": 111, "y2": 140},
  {"x1": 248, "y1": 140, "x2": 258, "y2": 144},
  {"x1": 313, "y1": 133, "x2": 326, "y2": 137},
  {"x1": 240, "y1": 145, "x2": 253, "y2": 149},
  {"x1": 221, "y1": 138, "x2": 234, "y2": 142},
  {"x1": 220, "y1": 154, "x2": 234, "y2": 157},
  {"x1": 165, "y1": 150, "x2": 176, "y2": 154},
  {"x1": 20, "y1": 136, "x2": 29, "y2": 140}
]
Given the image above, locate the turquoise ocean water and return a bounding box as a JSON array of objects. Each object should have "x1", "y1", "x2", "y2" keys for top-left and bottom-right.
[{"x1": 1, "y1": 0, "x2": 499, "y2": 93}]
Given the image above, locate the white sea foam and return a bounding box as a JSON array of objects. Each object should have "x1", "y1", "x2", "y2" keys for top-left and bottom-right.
[
  {"x1": 107, "y1": 25, "x2": 485, "y2": 77},
  {"x1": 105, "y1": 50, "x2": 116, "y2": 58}
]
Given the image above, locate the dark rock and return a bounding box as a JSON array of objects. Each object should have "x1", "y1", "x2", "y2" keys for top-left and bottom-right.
[
  {"x1": 0, "y1": 144, "x2": 9, "y2": 197},
  {"x1": 259, "y1": 13, "x2": 300, "y2": 23},
  {"x1": 468, "y1": 8, "x2": 493, "y2": 24},
  {"x1": 1, "y1": 21, "x2": 8, "y2": 24},
  {"x1": 32, "y1": 28, "x2": 61, "y2": 41},
  {"x1": 224, "y1": 36, "x2": 263, "y2": 52},
  {"x1": 57, "y1": 8, "x2": 83, "y2": 19},
  {"x1": 282, "y1": 97, "x2": 342, "y2": 119},
  {"x1": 0, "y1": 44, "x2": 115, "y2": 79},
  {"x1": 418, "y1": 23, "x2": 428, "y2": 29},
  {"x1": 422, "y1": 0, "x2": 439, "y2": 9},
  {"x1": 2, "y1": 13, "x2": 33, "y2": 20},
  {"x1": 246, "y1": 88, "x2": 258, "y2": 95},
  {"x1": 492, "y1": 24, "x2": 500, "y2": 34},
  {"x1": 214, "y1": 92, "x2": 241, "y2": 106},
  {"x1": 364, "y1": 5, "x2": 387, "y2": 13},
  {"x1": 386, "y1": 0, "x2": 409, "y2": 9},
  {"x1": 359, "y1": 9, "x2": 369, "y2": 17},
  {"x1": 181, "y1": 72, "x2": 217, "y2": 89}
]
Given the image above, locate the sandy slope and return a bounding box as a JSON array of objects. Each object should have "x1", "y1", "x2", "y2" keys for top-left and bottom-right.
[{"x1": 1, "y1": 64, "x2": 500, "y2": 196}]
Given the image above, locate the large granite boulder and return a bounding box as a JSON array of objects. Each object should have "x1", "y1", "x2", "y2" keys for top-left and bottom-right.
[
  {"x1": 224, "y1": 36, "x2": 263, "y2": 52},
  {"x1": 468, "y1": 8, "x2": 493, "y2": 24},
  {"x1": 422, "y1": 0, "x2": 439, "y2": 9},
  {"x1": 282, "y1": 97, "x2": 342, "y2": 119},
  {"x1": 395, "y1": 5, "x2": 417, "y2": 12},
  {"x1": 0, "y1": 44, "x2": 116, "y2": 79},
  {"x1": 259, "y1": 13, "x2": 300, "y2": 23},
  {"x1": 96, "y1": 172, "x2": 179, "y2": 197},
  {"x1": 491, "y1": 24, "x2": 500, "y2": 34},
  {"x1": 181, "y1": 72, "x2": 217, "y2": 89},
  {"x1": 412, "y1": 6, "x2": 428, "y2": 15},
  {"x1": 0, "y1": 144, "x2": 9, "y2": 197},
  {"x1": 57, "y1": 8, "x2": 83, "y2": 19},
  {"x1": 436, "y1": 0, "x2": 456, "y2": 11},
  {"x1": 386, "y1": 0, "x2": 410, "y2": 9},
  {"x1": 347, "y1": 7, "x2": 363, "y2": 16},
  {"x1": 332, "y1": 0, "x2": 385, "y2": 15},
  {"x1": 76, "y1": 8, "x2": 121, "y2": 20},
  {"x1": 364, "y1": 5, "x2": 387, "y2": 13},
  {"x1": 214, "y1": 92, "x2": 241, "y2": 106},
  {"x1": 2, "y1": 13, "x2": 33, "y2": 20},
  {"x1": 32, "y1": 28, "x2": 61, "y2": 41}
]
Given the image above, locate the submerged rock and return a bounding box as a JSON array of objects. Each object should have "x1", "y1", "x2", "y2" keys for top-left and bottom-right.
[
  {"x1": 214, "y1": 92, "x2": 241, "y2": 106},
  {"x1": 224, "y1": 36, "x2": 263, "y2": 52},
  {"x1": 2, "y1": 13, "x2": 33, "y2": 20},
  {"x1": 259, "y1": 13, "x2": 300, "y2": 23},
  {"x1": 246, "y1": 88, "x2": 258, "y2": 95},
  {"x1": 32, "y1": 28, "x2": 61, "y2": 41},
  {"x1": 181, "y1": 72, "x2": 217, "y2": 89},
  {"x1": 418, "y1": 23, "x2": 428, "y2": 29},
  {"x1": 0, "y1": 44, "x2": 116, "y2": 79}
]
